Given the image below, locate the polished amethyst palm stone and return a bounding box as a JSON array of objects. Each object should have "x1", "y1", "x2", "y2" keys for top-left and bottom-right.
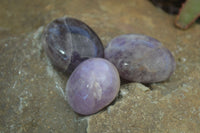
[
  {"x1": 66, "y1": 58, "x2": 120, "y2": 115},
  {"x1": 105, "y1": 34, "x2": 176, "y2": 83},
  {"x1": 42, "y1": 17, "x2": 104, "y2": 73}
]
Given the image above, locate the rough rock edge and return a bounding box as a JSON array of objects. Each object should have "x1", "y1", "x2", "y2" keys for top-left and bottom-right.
[{"x1": 85, "y1": 83, "x2": 151, "y2": 133}]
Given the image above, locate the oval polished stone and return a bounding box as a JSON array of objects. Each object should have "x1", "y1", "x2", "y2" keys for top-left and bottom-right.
[
  {"x1": 66, "y1": 58, "x2": 120, "y2": 115},
  {"x1": 42, "y1": 17, "x2": 104, "y2": 73},
  {"x1": 105, "y1": 34, "x2": 176, "y2": 83}
]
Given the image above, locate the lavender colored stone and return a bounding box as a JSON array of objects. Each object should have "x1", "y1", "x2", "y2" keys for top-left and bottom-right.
[
  {"x1": 105, "y1": 34, "x2": 176, "y2": 83},
  {"x1": 66, "y1": 58, "x2": 120, "y2": 115},
  {"x1": 42, "y1": 17, "x2": 104, "y2": 73}
]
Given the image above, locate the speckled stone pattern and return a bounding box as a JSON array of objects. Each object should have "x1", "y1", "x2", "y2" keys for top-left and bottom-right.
[
  {"x1": 42, "y1": 17, "x2": 104, "y2": 73},
  {"x1": 66, "y1": 58, "x2": 120, "y2": 115},
  {"x1": 105, "y1": 34, "x2": 176, "y2": 83}
]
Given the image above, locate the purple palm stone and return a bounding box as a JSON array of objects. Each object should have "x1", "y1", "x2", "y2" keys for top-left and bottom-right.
[
  {"x1": 105, "y1": 34, "x2": 176, "y2": 83},
  {"x1": 66, "y1": 58, "x2": 120, "y2": 115},
  {"x1": 42, "y1": 17, "x2": 104, "y2": 73}
]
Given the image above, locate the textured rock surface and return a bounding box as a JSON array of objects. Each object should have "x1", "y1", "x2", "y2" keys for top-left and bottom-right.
[
  {"x1": 0, "y1": 0, "x2": 200, "y2": 132},
  {"x1": 105, "y1": 34, "x2": 176, "y2": 83},
  {"x1": 85, "y1": 83, "x2": 200, "y2": 133},
  {"x1": 66, "y1": 58, "x2": 120, "y2": 115},
  {"x1": 42, "y1": 17, "x2": 104, "y2": 73},
  {"x1": 0, "y1": 29, "x2": 87, "y2": 133}
]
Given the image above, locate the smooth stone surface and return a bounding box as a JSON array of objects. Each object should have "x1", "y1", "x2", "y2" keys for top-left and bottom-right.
[
  {"x1": 105, "y1": 34, "x2": 176, "y2": 83},
  {"x1": 66, "y1": 58, "x2": 120, "y2": 115},
  {"x1": 42, "y1": 17, "x2": 104, "y2": 73}
]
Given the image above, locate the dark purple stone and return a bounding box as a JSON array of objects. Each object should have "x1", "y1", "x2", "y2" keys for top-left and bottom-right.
[
  {"x1": 66, "y1": 58, "x2": 120, "y2": 115},
  {"x1": 42, "y1": 17, "x2": 104, "y2": 73},
  {"x1": 105, "y1": 34, "x2": 176, "y2": 83}
]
